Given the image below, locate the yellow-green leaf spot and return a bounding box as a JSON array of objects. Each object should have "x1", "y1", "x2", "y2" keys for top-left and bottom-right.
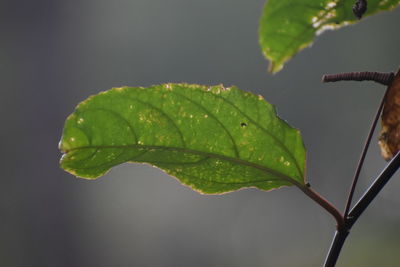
[
  {"x1": 59, "y1": 84, "x2": 306, "y2": 194},
  {"x1": 259, "y1": 0, "x2": 400, "y2": 73}
]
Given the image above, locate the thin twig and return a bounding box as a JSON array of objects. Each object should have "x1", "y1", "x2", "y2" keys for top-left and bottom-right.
[
  {"x1": 321, "y1": 71, "x2": 396, "y2": 266},
  {"x1": 323, "y1": 152, "x2": 400, "y2": 266},
  {"x1": 347, "y1": 151, "x2": 400, "y2": 227},
  {"x1": 343, "y1": 88, "x2": 389, "y2": 218}
]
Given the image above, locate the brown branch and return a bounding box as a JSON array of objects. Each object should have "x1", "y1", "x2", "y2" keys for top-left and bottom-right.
[{"x1": 322, "y1": 71, "x2": 394, "y2": 86}]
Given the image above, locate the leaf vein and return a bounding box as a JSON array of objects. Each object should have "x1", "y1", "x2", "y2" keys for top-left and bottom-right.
[
  {"x1": 66, "y1": 144, "x2": 302, "y2": 187},
  {"x1": 127, "y1": 96, "x2": 186, "y2": 147},
  {"x1": 209, "y1": 93, "x2": 303, "y2": 178},
  {"x1": 170, "y1": 90, "x2": 240, "y2": 158}
]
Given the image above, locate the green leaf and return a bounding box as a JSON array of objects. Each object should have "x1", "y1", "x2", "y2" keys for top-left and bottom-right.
[
  {"x1": 59, "y1": 84, "x2": 306, "y2": 194},
  {"x1": 259, "y1": 0, "x2": 400, "y2": 73}
]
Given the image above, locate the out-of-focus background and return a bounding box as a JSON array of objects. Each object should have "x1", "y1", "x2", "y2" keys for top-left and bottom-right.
[{"x1": 2, "y1": 1, "x2": 400, "y2": 266}]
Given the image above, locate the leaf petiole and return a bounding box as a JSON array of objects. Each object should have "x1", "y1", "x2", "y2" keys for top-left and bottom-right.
[{"x1": 297, "y1": 184, "x2": 345, "y2": 231}]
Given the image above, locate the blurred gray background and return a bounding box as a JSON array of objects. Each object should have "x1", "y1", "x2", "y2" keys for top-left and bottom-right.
[{"x1": 1, "y1": 0, "x2": 400, "y2": 266}]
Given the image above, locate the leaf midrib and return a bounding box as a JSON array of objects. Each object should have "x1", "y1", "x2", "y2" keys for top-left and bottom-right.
[{"x1": 64, "y1": 143, "x2": 304, "y2": 188}]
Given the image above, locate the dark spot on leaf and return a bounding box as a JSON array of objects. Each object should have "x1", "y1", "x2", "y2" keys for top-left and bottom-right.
[
  {"x1": 241, "y1": 122, "x2": 247, "y2": 127},
  {"x1": 353, "y1": 0, "x2": 367, "y2": 20}
]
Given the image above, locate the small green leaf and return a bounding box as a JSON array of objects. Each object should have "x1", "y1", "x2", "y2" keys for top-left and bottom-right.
[
  {"x1": 59, "y1": 84, "x2": 306, "y2": 194},
  {"x1": 259, "y1": 0, "x2": 400, "y2": 73}
]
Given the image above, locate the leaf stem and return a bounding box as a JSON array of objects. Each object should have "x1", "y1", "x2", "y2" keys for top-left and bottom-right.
[{"x1": 298, "y1": 185, "x2": 345, "y2": 231}]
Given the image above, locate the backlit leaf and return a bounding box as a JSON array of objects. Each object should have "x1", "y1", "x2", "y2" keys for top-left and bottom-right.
[
  {"x1": 59, "y1": 84, "x2": 306, "y2": 194},
  {"x1": 259, "y1": 0, "x2": 400, "y2": 73}
]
